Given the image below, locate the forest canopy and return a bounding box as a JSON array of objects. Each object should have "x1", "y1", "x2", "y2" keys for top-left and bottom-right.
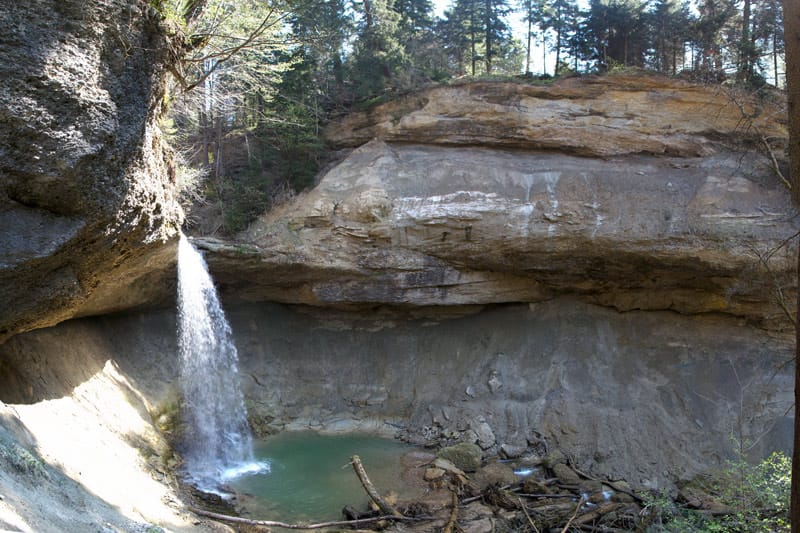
[{"x1": 155, "y1": 0, "x2": 787, "y2": 232}]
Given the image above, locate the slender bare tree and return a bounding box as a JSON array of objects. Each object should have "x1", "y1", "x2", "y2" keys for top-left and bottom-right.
[{"x1": 785, "y1": 0, "x2": 800, "y2": 529}]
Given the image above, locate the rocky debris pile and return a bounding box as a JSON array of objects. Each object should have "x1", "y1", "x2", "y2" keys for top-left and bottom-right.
[
  {"x1": 191, "y1": 434, "x2": 785, "y2": 532},
  {"x1": 391, "y1": 443, "x2": 644, "y2": 532},
  {"x1": 379, "y1": 443, "x2": 766, "y2": 533}
]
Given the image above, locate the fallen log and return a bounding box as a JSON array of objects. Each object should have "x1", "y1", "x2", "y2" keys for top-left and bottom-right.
[
  {"x1": 518, "y1": 493, "x2": 576, "y2": 499},
  {"x1": 443, "y1": 490, "x2": 459, "y2": 533},
  {"x1": 527, "y1": 502, "x2": 577, "y2": 514},
  {"x1": 573, "y1": 502, "x2": 622, "y2": 526},
  {"x1": 190, "y1": 508, "x2": 425, "y2": 530},
  {"x1": 462, "y1": 484, "x2": 519, "y2": 504},
  {"x1": 350, "y1": 454, "x2": 403, "y2": 517}
]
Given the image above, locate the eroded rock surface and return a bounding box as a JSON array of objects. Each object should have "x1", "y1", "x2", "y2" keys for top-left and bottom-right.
[
  {"x1": 323, "y1": 76, "x2": 787, "y2": 157},
  {"x1": 1, "y1": 302, "x2": 789, "y2": 492},
  {"x1": 203, "y1": 138, "x2": 796, "y2": 329},
  {"x1": 0, "y1": 0, "x2": 182, "y2": 341}
]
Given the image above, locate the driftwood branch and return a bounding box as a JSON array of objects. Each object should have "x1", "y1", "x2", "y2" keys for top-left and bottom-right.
[
  {"x1": 462, "y1": 484, "x2": 518, "y2": 504},
  {"x1": 519, "y1": 497, "x2": 541, "y2": 533},
  {"x1": 350, "y1": 454, "x2": 403, "y2": 517},
  {"x1": 190, "y1": 507, "x2": 422, "y2": 530},
  {"x1": 443, "y1": 490, "x2": 459, "y2": 533},
  {"x1": 559, "y1": 497, "x2": 585, "y2": 533}
]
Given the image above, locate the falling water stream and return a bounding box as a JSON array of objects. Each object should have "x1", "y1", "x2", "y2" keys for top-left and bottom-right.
[{"x1": 177, "y1": 234, "x2": 267, "y2": 489}]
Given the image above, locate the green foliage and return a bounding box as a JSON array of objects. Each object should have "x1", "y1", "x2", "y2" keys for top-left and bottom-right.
[
  {"x1": 0, "y1": 437, "x2": 49, "y2": 478},
  {"x1": 166, "y1": 0, "x2": 788, "y2": 234},
  {"x1": 640, "y1": 451, "x2": 790, "y2": 532}
]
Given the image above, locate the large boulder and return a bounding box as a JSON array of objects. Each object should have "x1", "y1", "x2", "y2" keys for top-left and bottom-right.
[{"x1": 0, "y1": 0, "x2": 182, "y2": 342}]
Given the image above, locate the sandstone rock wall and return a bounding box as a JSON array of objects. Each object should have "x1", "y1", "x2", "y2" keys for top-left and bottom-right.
[
  {"x1": 197, "y1": 76, "x2": 795, "y2": 331},
  {"x1": 0, "y1": 0, "x2": 182, "y2": 342},
  {"x1": 202, "y1": 140, "x2": 795, "y2": 330},
  {"x1": 323, "y1": 76, "x2": 787, "y2": 157}
]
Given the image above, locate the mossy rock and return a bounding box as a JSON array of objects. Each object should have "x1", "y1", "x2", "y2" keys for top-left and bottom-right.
[{"x1": 436, "y1": 442, "x2": 482, "y2": 472}]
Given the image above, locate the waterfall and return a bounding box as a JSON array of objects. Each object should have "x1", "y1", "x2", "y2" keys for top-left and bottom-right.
[{"x1": 176, "y1": 234, "x2": 265, "y2": 489}]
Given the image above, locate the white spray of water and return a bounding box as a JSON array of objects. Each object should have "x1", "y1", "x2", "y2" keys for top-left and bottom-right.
[{"x1": 177, "y1": 234, "x2": 267, "y2": 489}]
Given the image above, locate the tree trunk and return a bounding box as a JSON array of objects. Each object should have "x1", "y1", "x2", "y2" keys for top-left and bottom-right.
[
  {"x1": 363, "y1": 0, "x2": 373, "y2": 29},
  {"x1": 525, "y1": 0, "x2": 532, "y2": 75},
  {"x1": 774, "y1": 31, "x2": 780, "y2": 87},
  {"x1": 554, "y1": 25, "x2": 561, "y2": 75},
  {"x1": 784, "y1": 0, "x2": 800, "y2": 530},
  {"x1": 542, "y1": 32, "x2": 547, "y2": 75},
  {"x1": 485, "y1": 0, "x2": 492, "y2": 73},
  {"x1": 470, "y1": 0, "x2": 477, "y2": 76},
  {"x1": 740, "y1": 0, "x2": 752, "y2": 82}
]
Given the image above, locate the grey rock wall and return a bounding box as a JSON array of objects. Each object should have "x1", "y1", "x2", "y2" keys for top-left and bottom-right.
[
  {"x1": 2, "y1": 301, "x2": 786, "y2": 491},
  {"x1": 230, "y1": 301, "x2": 792, "y2": 489}
]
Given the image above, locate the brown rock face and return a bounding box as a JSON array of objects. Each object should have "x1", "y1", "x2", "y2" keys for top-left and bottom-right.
[
  {"x1": 323, "y1": 76, "x2": 787, "y2": 157},
  {"x1": 0, "y1": 0, "x2": 182, "y2": 341},
  {"x1": 204, "y1": 133, "x2": 795, "y2": 330}
]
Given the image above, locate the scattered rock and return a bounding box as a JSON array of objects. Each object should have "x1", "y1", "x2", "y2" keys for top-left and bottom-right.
[
  {"x1": 588, "y1": 491, "x2": 609, "y2": 504},
  {"x1": 579, "y1": 480, "x2": 604, "y2": 493},
  {"x1": 607, "y1": 480, "x2": 633, "y2": 493},
  {"x1": 543, "y1": 450, "x2": 567, "y2": 469},
  {"x1": 611, "y1": 491, "x2": 636, "y2": 503},
  {"x1": 678, "y1": 486, "x2": 731, "y2": 514},
  {"x1": 432, "y1": 457, "x2": 467, "y2": 478},
  {"x1": 437, "y1": 442, "x2": 483, "y2": 472},
  {"x1": 487, "y1": 371, "x2": 502, "y2": 394},
  {"x1": 473, "y1": 462, "x2": 518, "y2": 489},
  {"x1": 499, "y1": 443, "x2": 527, "y2": 459},
  {"x1": 470, "y1": 419, "x2": 496, "y2": 450},
  {"x1": 423, "y1": 467, "x2": 446, "y2": 481},
  {"x1": 516, "y1": 453, "x2": 543, "y2": 467},
  {"x1": 461, "y1": 517, "x2": 494, "y2": 533},
  {"x1": 552, "y1": 463, "x2": 582, "y2": 485},
  {"x1": 523, "y1": 478, "x2": 551, "y2": 494}
]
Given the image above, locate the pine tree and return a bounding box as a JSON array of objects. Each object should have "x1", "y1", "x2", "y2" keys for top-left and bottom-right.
[
  {"x1": 546, "y1": 0, "x2": 579, "y2": 75},
  {"x1": 752, "y1": 0, "x2": 784, "y2": 86},
  {"x1": 394, "y1": 0, "x2": 434, "y2": 31},
  {"x1": 693, "y1": 0, "x2": 736, "y2": 78},
  {"x1": 349, "y1": 0, "x2": 407, "y2": 98},
  {"x1": 287, "y1": 0, "x2": 352, "y2": 106},
  {"x1": 648, "y1": 0, "x2": 694, "y2": 75},
  {"x1": 483, "y1": 0, "x2": 512, "y2": 73},
  {"x1": 584, "y1": 0, "x2": 648, "y2": 69}
]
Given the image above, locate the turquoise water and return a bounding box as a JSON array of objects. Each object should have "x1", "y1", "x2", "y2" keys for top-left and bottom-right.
[{"x1": 226, "y1": 432, "x2": 422, "y2": 523}]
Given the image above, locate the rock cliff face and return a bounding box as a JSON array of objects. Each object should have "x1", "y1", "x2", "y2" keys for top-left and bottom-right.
[
  {"x1": 178, "y1": 76, "x2": 795, "y2": 487},
  {"x1": 201, "y1": 76, "x2": 795, "y2": 331},
  {"x1": 0, "y1": 0, "x2": 182, "y2": 342},
  {"x1": 0, "y1": 54, "x2": 795, "y2": 516},
  {"x1": 323, "y1": 76, "x2": 786, "y2": 157}
]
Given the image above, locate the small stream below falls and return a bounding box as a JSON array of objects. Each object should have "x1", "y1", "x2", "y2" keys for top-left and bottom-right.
[{"x1": 226, "y1": 432, "x2": 426, "y2": 523}]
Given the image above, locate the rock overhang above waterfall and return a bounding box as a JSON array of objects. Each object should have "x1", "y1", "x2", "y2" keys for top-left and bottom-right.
[{"x1": 200, "y1": 124, "x2": 797, "y2": 331}]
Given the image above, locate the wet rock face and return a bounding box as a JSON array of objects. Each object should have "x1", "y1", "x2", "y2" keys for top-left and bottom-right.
[
  {"x1": 0, "y1": 0, "x2": 182, "y2": 341},
  {"x1": 228, "y1": 301, "x2": 792, "y2": 490}
]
